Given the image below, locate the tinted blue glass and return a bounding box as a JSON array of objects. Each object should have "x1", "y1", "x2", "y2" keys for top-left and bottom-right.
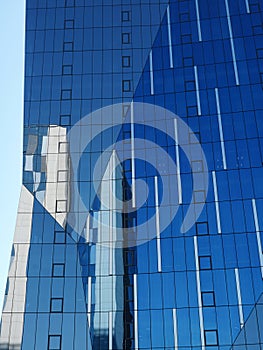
[{"x1": 1, "y1": 0, "x2": 263, "y2": 349}]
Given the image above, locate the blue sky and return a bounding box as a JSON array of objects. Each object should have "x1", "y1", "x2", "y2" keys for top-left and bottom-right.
[{"x1": 0, "y1": 1, "x2": 25, "y2": 309}]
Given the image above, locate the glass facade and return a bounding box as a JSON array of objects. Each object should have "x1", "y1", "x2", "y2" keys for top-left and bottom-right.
[{"x1": 1, "y1": 0, "x2": 263, "y2": 349}]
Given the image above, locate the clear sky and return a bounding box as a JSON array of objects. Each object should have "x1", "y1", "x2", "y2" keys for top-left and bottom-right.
[{"x1": 0, "y1": 1, "x2": 25, "y2": 309}]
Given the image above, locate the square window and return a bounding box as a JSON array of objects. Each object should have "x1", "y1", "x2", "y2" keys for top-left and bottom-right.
[
  {"x1": 61, "y1": 90, "x2": 72, "y2": 100},
  {"x1": 193, "y1": 190, "x2": 205, "y2": 203},
  {"x1": 50, "y1": 298, "x2": 63, "y2": 313},
  {"x1": 54, "y1": 230, "x2": 66, "y2": 244},
  {"x1": 189, "y1": 131, "x2": 200, "y2": 144},
  {"x1": 123, "y1": 80, "x2": 131, "y2": 92},
  {"x1": 180, "y1": 12, "x2": 190, "y2": 22},
  {"x1": 251, "y1": 4, "x2": 260, "y2": 13},
  {"x1": 122, "y1": 56, "x2": 131, "y2": 68},
  {"x1": 179, "y1": 1, "x2": 188, "y2": 11},
  {"x1": 62, "y1": 65, "x2": 73, "y2": 75},
  {"x1": 185, "y1": 80, "x2": 195, "y2": 91},
  {"x1": 199, "y1": 256, "x2": 212, "y2": 270},
  {"x1": 63, "y1": 41, "x2": 73, "y2": 51},
  {"x1": 123, "y1": 129, "x2": 131, "y2": 141},
  {"x1": 52, "y1": 264, "x2": 65, "y2": 277},
  {"x1": 186, "y1": 92, "x2": 198, "y2": 107},
  {"x1": 122, "y1": 11, "x2": 130, "y2": 22},
  {"x1": 183, "y1": 57, "x2": 193, "y2": 66},
  {"x1": 60, "y1": 114, "x2": 71, "y2": 126},
  {"x1": 57, "y1": 170, "x2": 68, "y2": 182},
  {"x1": 122, "y1": 33, "x2": 131, "y2": 44},
  {"x1": 205, "y1": 330, "x2": 218, "y2": 346},
  {"x1": 123, "y1": 122, "x2": 131, "y2": 134},
  {"x1": 182, "y1": 34, "x2": 192, "y2": 44},
  {"x1": 59, "y1": 142, "x2": 68, "y2": 153},
  {"x1": 187, "y1": 106, "x2": 198, "y2": 117},
  {"x1": 48, "y1": 335, "x2": 61, "y2": 349},
  {"x1": 56, "y1": 200, "x2": 67, "y2": 213},
  {"x1": 202, "y1": 292, "x2": 215, "y2": 307},
  {"x1": 256, "y1": 49, "x2": 263, "y2": 59},
  {"x1": 253, "y1": 25, "x2": 263, "y2": 35},
  {"x1": 196, "y1": 222, "x2": 209, "y2": 235},
  {"x1": 182, "y1": 27, "x2": 191, "y2": 36},
  {"x1": 191, "y1": 160, "x2": 203, "y2": 172},
  {"x1": 64, "y1": 19, "x2": 74, "y2": 29},
  {"x1": 124, "y1": 250, "x2": 135, "y2": 266},
  {"x1": 66, "y1": 0, "x2": 74, "y2": 6},
  {"x1": 124, "y1": 216, "x2": 136, "y2": 228}
]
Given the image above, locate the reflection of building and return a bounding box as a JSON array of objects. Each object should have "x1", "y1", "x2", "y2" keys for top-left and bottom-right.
[
  {"x1": 84, "y1": 152, "x2": 136, "y2": 349},
  {"x1": 1, "y1": 0, "x2": 263, "y2": 349}
]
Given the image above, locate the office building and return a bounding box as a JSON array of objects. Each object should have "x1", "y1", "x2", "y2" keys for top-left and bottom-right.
[{"x1": 1, "y1": 0, "x2": 263, "y2": 349}]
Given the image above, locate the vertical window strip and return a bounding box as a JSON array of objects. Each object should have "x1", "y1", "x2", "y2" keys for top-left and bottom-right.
[
  {"x1": 225, "y1": 0, "x2": 240, "y2": 85},
  {"x1": 86, "y1": 213, "x2": 90, "y2": 243},
  {"x1": 194, "y1": 236, "x2": 205, "y2": 350},
  {"x1": 149, "y1": 51, "x2": 154, "y2": 95},
  {"x1": 87, "y1": 276, "x2": 92, "y2": 327},
  {"x1": 174, "y1": 119, "x2": 182, "y2": 204},
  {"x1": 194, "y1": 66, "x2": 202, "y2": 116},
  {"x1": 172, "y1": 308, "x2": 178, "y2": 348},
  {"x1": 109, "y1": 151, "x2": 115, "y2": 275},
  {"x1": 215, "y1": 88, "x2": 227, "y2": 170},
  {"x1": 155, "y1": 176, "x2": 162, "y2": 272},
  {"x1": 252, "y1": 199, "x2": 263, "y2": 278},
  {"x1": 167, "y1": 5, "x2": 174, "y2": 68},
  {"x1": 195, "y1": 0, "x2": 202, "y2": 41},
  {"x1": 245, "y1": 0, "x2": 250, "y2": 13},
  {"x1": 212, "y1": 171, "x2": 222, "y2": 234},
  {"x1": 131, "y1": 102, "x2": 136, "y2": 208},
  {"x1": 109, "y1": 311, "x2": 113, "y2": 350},
  {"x1": 109, "y1": 245, "x2": 113, "y2": 276},
  {"x1": 133, "y1": 274, "x2": 139, "y2": 349},
  {"x1": 235, "y1": 268, "x2": 244, "y2": 328}
]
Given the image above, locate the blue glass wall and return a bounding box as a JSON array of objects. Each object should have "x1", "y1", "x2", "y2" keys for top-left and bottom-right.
[{"x1": 1, "y1": 0, "x2": 263, "y2": 349}]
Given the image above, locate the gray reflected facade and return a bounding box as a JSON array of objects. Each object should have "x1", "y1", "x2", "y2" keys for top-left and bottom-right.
[{"x1": 1, "y1": 0, "x2": 263, "y2": 349}]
